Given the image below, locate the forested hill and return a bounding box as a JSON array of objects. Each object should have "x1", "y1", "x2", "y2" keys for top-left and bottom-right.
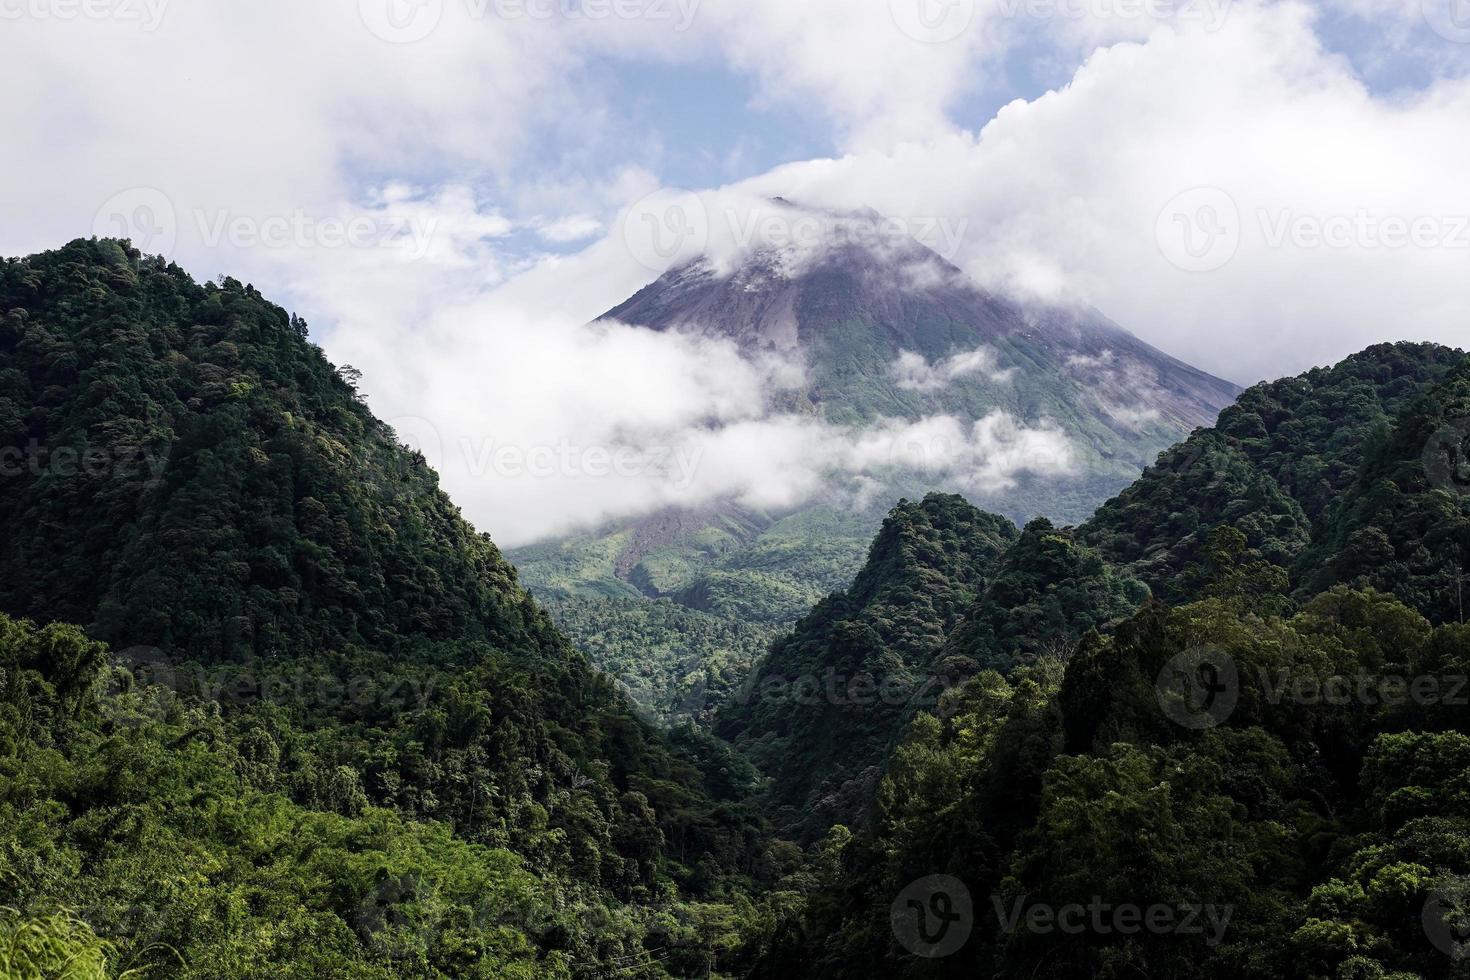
[
  {"x1": 938, "y1": 517, "x2": 1149, "y2": 672},
  {"x1": 716, "y1": 495, "x2": 1019, "y2": 841},
  {"x1": 1078, "y1": 342, "x2": 1467, "y2": 604},
  {"x1": 1300, "y1": 356, "x2": 1470, "y2": 623},
  {"x1": 716, "y1": 502, "x2": 1149, "y2": 843},
  {"x1": 0, "y1": 240, "x2": 781, "y2": 977},
  {"x1": 723, "y1": 344, "x2": 1470, "y2": 847},
  {"x1": 742, "y1": 342, "x2": 1470, "y2": 979},
  {"x1": 9, "y1": 240, "x2": 1470, "y2": 979},
  {"x1": 0, "y1": 237, "x2": 552, "y2": 659}
]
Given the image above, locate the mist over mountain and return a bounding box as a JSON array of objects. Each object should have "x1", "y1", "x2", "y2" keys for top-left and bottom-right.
[
  {"x1": 515, "y1": 201, "x2": 1239, "y2": 634},
  {"x1": 604, "y1": 201, "x2": 1236, "y2": 437}
]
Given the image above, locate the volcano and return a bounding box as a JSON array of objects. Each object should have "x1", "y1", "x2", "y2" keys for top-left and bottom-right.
[{"x1": 513, "y1": 200, "x2": 1240, "y2": 624}]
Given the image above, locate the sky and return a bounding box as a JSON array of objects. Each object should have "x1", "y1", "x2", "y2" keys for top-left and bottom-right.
[{"x1": 3, "y1": 0, "x2": 1470, "y2": 544}]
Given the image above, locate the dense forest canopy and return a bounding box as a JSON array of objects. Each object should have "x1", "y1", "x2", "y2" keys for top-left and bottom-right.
[
  {"x1": 3, "y1": 241, "x2": 1470, "y2": 979},
  {"x1": 0, "y1": 241, "x2": 795, "y2": 978},
  {"x1": 737, "y1": 340, "x2": 1470, "y2": 978}
]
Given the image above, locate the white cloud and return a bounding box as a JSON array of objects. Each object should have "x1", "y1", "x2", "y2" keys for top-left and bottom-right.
[
  {"x1": 893, "y1": 347, "x2": 1017, "y2": 391},
  {"x1": 6, "y1": 0, "x2": 1470, "y2": 546},
  {"x1": 695, "y1": 0, "x2": 1000, "y2": 150},
  {"x1": 726, "y1": 1, "x2": 1470, "y2": 383},
  {"x1": 535, "y1": 214, "x2": 605, "y2": 243},
  {"x1": 0, "y1": 4, "x2": 588, "y2": 258},
  {"x1": 336, "y1": 290, "x2": 1074, "y2": 546},
  {"x1": 1065, "y1": 351, "x2": 1114, "y2": 370}
]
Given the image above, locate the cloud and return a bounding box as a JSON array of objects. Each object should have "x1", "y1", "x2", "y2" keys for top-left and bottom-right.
[
  {"x1": 340, "y1": 290, "x2": 1074, "y2": 546},
  {"x1": 6, "y1": 0, "x2": 1470, "y2": 546},
  {"x1": 893, "y1": 346, "x2": 1017, "y2": 392},
  {"x1": 1066, "y1": 351, "x2": 1115, "y2": 370},
  {"x1": 727, "y1": 1, "x2": 1470, "y2": 383},
  {"x1": 535, "y1": 214, "x2": 605, "y2": 243},
  {"x1": 695, "y1": 0, "x2": 1002, "y2": 150},
  {"x1": 0, "y1": 4, "x2": 593, "y2": 259}
]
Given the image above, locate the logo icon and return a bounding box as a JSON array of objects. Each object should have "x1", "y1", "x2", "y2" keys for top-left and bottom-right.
[
  {"x1": 673, "y1": 669, "x2": 710, "y2": 723},
  {"x1": 1424, "y1": 0, "x2": 1470, "y2": 43},
  {"x1": 620, "y1": 189, "x2": 709, "y2": 272},
  {"x1": 1423, "y1": 418, "x2": 1470, "y2": 497},
  {"x1": 93, "y1": 188, "x2": 177, "y2": 260},
  {"x1": 1424, "y1": 876, "x2": 1470, "y2": 958},
  {"x1": 1157, "y1": 645, "x2": 1238, "y2": 730},
  {"x1": 889, "y1": 0, "x2": 977, "y2": 43},
  {"x1": 1170, "y1": 438, "x2": 1231, "y2": 493},
  {"x1": 385, "y1": 415, "x2": 445, "y2": 474},
  {"x1": 891, "y1": 875, "x2": 973, "y2": 958},
  {"x1": 356, "y1": 872, "x2": 427, "y2": 957},
  {"x1": 98, "y1": 645, "x2": 176, "y2": 728},
  {"x1": 359, "y1": 0, "x2": 443, "y2": 43},
  {"x1": 1156, "y1": 187, "x2": 1240, "y2": 273}
]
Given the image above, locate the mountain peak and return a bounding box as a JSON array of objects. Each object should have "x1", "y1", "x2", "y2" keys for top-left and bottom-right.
[
  {"x1": 602, "y1": 200, "x2": 989, "y2": 354},
  {"x1": 601, "y1": 201, "x2": 1238, "y2": 441}
]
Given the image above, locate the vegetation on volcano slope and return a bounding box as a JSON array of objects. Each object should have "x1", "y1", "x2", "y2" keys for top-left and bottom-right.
[
  {"x1": 513, "y1": 505, "x2": 887, "y2": 626},
  {"x1": 544, "y1": 596, "x2": 783, "y2": 728}
]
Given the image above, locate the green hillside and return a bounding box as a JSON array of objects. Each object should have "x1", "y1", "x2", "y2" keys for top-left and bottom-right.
[
  {"x1": 715, "y1": 495, "x2": 1019, "y2": 841},
  {"x1": 0, "y1": 240, "x2": 785, "y2": 977},
  {"x1": 1078, "y1": 342, "x2": 1467, "y2": 602},
  {"x1": 545, "y1": 596, "x2": 783, "y2": 728},
  {"x1": 7, "y1": 239, "x2": 1470, "y2": 980},
  {"x1": 740, "y1": 342, "x2": 1470, "y2": 979}
]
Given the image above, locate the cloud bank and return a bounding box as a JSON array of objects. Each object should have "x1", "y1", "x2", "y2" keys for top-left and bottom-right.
[
  {"x1": 367, "y1": 303, "x2": 1074, "y2": 546},
  {"x1": 4, "y1": 0, "x2": 1469, "y2": 544}
]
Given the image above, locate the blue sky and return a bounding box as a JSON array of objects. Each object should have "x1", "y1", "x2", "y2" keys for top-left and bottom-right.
[{"x1": 347, "y1": 0, "x2": 1470, "y2": 272}]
